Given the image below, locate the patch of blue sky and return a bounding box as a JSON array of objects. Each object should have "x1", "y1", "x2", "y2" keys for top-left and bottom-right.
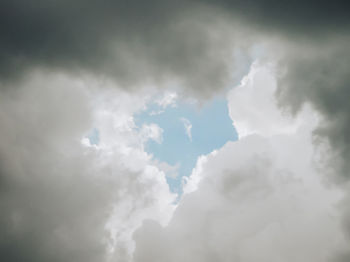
[
  {"x1": 87, "y1": 127, "x2": 100, "y2": 145},
  {"x1": 135, "y1": 96, "x2": 238, "y2": 195}
]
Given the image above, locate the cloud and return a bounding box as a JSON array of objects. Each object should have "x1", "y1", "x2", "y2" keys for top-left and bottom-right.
[
  {"x1": 180, "y1": 117, "x2": 193, "y2": 141},
  {"x1": 156, "y1": 92, "x2": 178, "y2": 109},
  {"x1": 1, "y1": 1, "x2": 350, "y2": 262},
  {"x1": 228, "y1": 61, "x2": 303, "y2": 137},
  {"x1": 0, "y1": 72, "x2": 175, "y2": 262},
  {"x1": 0, "y1": 0, "x2": 348, "y2": 101},
  {"x1": 200, "y1": 0, "x2": 350, "y2": 35},
  {"x1": 133, "y1": 62, "x2": 349, "y2": 262},
  {"x1": 140, "y1": 124, "x2": 164, "y2": 144},
  {"x1": 134, "y1": 132, "x2": 347, "y2": 262},
  {"x1": 0, "y1": 0, "x2": 257, "y2": 98},
  {"x1": 269, "y1": 38, "x2": 350, "y2": 261},
  {"x1": 274, "y1": 39, "x2": 350, "y2": 181}
]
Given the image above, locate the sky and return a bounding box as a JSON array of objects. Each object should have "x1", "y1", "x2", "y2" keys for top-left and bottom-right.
[
  {"x1": 0, "y1": 1, "x2": 350, "y2": 262},
  {"x1": 135, "y1": 95, "x2": 237, "y2": 194}
]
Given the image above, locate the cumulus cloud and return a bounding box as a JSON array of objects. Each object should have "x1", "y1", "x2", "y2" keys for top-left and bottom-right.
[
  {"x1": 274, "y1": 39, "x2": 350, "y2": 181},
  {"x1": 269, "y1": 38, "x2": 350, "y2": 260},
  {"x1": 0, "y1": 73, "x2": 175, "y2": 262},
  {"x1": 134, "y1": 129, "x2": 347, "y2": 262},
  {"x1": 133, "y1": 62, "x2": 350, "y2": 262},
  {"x1": 1, "y1": 1, "x2": 350, "y2": 262},
  {"x1": 228, "y1": 61, "x2": 301, "y2": 137}
]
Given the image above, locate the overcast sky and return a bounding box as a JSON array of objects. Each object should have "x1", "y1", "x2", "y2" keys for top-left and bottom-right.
[{"x1": 0, "y1": 1, "x2": 350, "y2": 262}]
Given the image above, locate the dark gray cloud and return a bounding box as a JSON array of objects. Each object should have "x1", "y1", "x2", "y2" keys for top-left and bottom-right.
[
  {"x1": 0, "y1": 0, "x2": 177, "y2": 78},
  {"x1": 275, "y1": 38, "x2": 350, "y2": 181},
  {"x1": 0, "y1": 0, "x2": 255, "y2": 97},
  {"x1": 0, "y1": 78, "x2": 107, "y2": 262},
  {"x1": 201, "y1": 0, "x2": 350, "y2": 35},
  {"x1": 265, "y1": 38, "x2": 350, "y2": 261},
  {"x1": 2, "y1": 0, "x2": 348, "y2": 95}
]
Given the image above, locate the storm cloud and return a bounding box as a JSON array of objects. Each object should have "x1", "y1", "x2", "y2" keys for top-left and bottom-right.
[
  {"x1": 1, "y1": 0, "x2": 348, "y2": 94},
  {"x1": 0, "y1": 1, "x2": 350, "y2": 262}
]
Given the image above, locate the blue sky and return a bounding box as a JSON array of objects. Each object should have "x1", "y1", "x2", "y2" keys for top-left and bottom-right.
[
  {"x1": 135, "y1": 96, "x2": 238, "y2": 194},
  {"x1": 87, "y1": 127, "x2": 100, "y2": 145}
]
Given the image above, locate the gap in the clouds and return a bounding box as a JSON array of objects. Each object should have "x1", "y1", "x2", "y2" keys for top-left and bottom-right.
[
  {"x1": 87, "y1": 127, "x2": 100, "y2": 145},
  {"x1": 134, "y1": 95, "x2": 238, "y2": 196}
]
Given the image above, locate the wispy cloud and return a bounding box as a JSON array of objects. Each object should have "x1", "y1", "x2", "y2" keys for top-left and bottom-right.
[{"x1": 180, "y1": 117, "x2": 193, "y2": 141}]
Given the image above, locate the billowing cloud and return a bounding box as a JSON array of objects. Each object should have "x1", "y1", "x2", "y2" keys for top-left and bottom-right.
[
  {"x1": 1, "y1": 1, "x2": 350, "y2": 262},
  {"x1": 135, "y1": 133, "x2": 346, "y2": 262},
  {"x1": 0, "y1": 73, "x2": 175, "y2": 262},
  {"x1": 0, "y1": 0, "x2": 348, "y2": 98},
  {"x1": 228, "y1": 61, "x2": 303, "y2": 137},
  {"x1": 133, "y1": 62, "x2": 350, "y2": 262},
  {"x1": 0, "y1": 0, "x2": 257, "y2": 98},
  {"x1": 275, "y1": 39, "x2": 350, "y2": 181}
]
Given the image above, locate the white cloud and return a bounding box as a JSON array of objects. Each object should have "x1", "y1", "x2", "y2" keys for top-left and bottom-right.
[
  {"x1": 147, "y1": 92, "x2": 178, "y2": 116},
  {"x1": 140, "y1": 124, "x2": 164, "y2": 144},
  {"x1": 228, "y1": 61, "x2": 312, "y2": 138},
  {"x1": 135, "y1": 132, "x2": 346, "y2": 262},
  {"x1": 0, "y1": 72, "x2": 176, "y2": 262},
  {"x1": 182, "y1": 150, "x2": 218, "y2": 195},
  {"x1": 180, "y1": 117, "x2": 193, "y2": 141},
  {"x1": 133, "y1": 62, "x2": 348, "y2": 262},
  {"x1": 1, "y1": 56, "x2": 349, "y2": 262},
  {"x1": 154, "y1": 160, "x2": 180, "y2": 179},
  {"x1": 156, "y1": 92, "x2": 178, "y2": 109}
]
